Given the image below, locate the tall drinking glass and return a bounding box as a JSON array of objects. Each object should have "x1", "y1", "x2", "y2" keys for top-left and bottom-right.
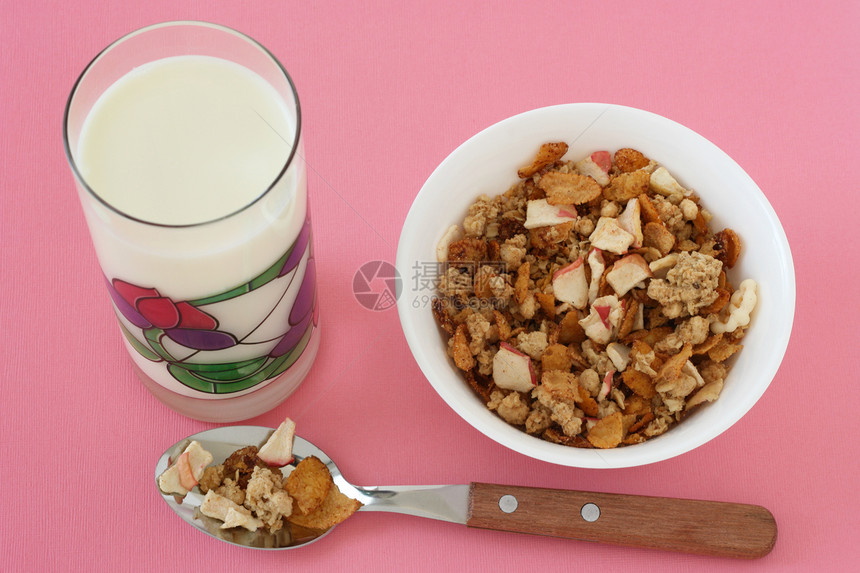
[{"x1": 63, "y1": 22, "x2": 320, "y2": 422}]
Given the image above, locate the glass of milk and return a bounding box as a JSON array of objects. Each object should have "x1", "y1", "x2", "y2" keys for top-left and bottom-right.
[{"x1": 63, "y1": 22, "x2": 320, "y2": 422}]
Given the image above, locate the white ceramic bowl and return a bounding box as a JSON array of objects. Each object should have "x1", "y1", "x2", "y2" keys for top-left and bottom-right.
[{"x1": 396, "y1": 103, "x2": 794, "y2": 468}]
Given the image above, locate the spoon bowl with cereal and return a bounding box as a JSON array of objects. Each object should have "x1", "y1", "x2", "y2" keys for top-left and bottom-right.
[{"x1": 156, "y1": 418, "x2": 776, "y2": 557}]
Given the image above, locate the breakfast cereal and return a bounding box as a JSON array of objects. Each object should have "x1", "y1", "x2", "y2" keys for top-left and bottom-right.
[
  {"x1": 158, "y1": 417, "x2": 362, "y2": 537},
  {"x1": 433, "y1": 144, "x2": 758, "y2": 448}
]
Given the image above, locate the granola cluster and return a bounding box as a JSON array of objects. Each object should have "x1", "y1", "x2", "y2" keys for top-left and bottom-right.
[
  {"x1": 198, "y1": 446, "x2": 294, "y2": 533},
  {"x1": 197, "y1": 445, "x2": 361, "y2": 533},
  {"x1": 158, "y1": 418, "x2": 362, "y2": 547},
  {"x1": 434, "y1": 143, "x2": 758, "y2": 448}
]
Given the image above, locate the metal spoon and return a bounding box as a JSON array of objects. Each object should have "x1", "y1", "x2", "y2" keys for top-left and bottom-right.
[{"x1": 156, "y1": 425, "x2": 777, "y2": 558}]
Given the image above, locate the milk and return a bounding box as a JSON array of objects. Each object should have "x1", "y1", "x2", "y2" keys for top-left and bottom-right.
[
  {"x1": 78, "y1": 56, "x2": 291, "y2": 226},
  {"x1": 70, "y1": 54, "x2": 318, "y2": 414}
]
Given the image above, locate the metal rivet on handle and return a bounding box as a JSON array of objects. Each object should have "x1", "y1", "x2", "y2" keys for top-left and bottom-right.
[
  {"x1": 498, "y1": 494, "x2": 518, "y2": 514},
  {"x1": 580, "y1": 502, "x2": 600, "y2": 522}
]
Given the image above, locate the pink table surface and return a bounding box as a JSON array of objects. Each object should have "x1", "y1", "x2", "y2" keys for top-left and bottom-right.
[{"x1": 2, "y1": 1, "x2": 858, "y2": 571}]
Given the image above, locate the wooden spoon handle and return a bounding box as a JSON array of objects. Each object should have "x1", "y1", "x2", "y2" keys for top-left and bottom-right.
[{"x1": 466, "y1": 483, "x2": 776, "y2": 559}]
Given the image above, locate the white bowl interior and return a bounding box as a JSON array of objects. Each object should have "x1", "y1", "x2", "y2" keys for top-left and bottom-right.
[{"x1": 396, "y1": 103, "x2": 794, "y2": 468}]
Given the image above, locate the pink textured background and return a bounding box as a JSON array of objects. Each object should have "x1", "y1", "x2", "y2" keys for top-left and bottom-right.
[{"x1": 2, "y1": 1, "x2": 858, "y2": 571}]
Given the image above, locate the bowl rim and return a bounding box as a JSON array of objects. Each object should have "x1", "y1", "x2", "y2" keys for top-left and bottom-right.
[{"x1": 396, "y1": 102, "x2": 795, "y2": 468}]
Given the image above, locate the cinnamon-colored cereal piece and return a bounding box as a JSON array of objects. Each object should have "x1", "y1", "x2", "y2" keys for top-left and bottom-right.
[
  {"x1": 643, "y1": 222, "x2": 676, "y2": 256},
  {"x1": 638, "y1": 193, "x2": 662, "y2": 225},
  {"x1": 567, "y1": 344, "x2": 591, "y2": 371},
  {"x1": 633, "y1": 326, "x2": 674, "y2": 348},
  {"x1": 529, "y1": 222, "x2": 573, "y2": 251},
  {"x1": 286, "y1": 456, "x2": 332, "y2": 516},
  {"x1": 557, "y1": 310, "x2": 587, "y2": 344},
  {"x1": 539, "y1": 172, "x2": 603, "y2": 205},
  {"x1": 693, "y1": 333, "x2": 724, "y2": 355},
  {"x1": 514, "y1": 261, "x2": 530, "y2": 304},
  {"x1": 222, "y1": 446, "x2": 270, "y2": 489},
  {"x1": 656, "y1": 343, "x2": 693, "y2": 385},
  {"x1": 692, "y1": 210, "x2": 708, "y2": 234},
  {"x1": 604, "y1": 170, "x2": 650, "y2": 202},
  {"x1": 617, "y1": 298, "x2": 639, "y2": 339},
  {"x1": 452, "y1": 324, "x2": 475, "y2": 371},
  {"x1": 431, "y1": 298, "x2": 455, "y2": 335},
  {"x1": 287, "y1": 484, "x2": 362, "y2": 531},
  {"x1": 622, "y1": 433, "x2": 647, "y2": 445},
  {"x1": 473, "y1": 267, "x2": 495, "y2": 299},
  {"x1": 699, "y1": 287, "x2": 731, "y2": 315},
  {"x1": 630, "y1": 339, "x2": 654, "y2": 359},
  {"x1": 518, "y1": 142, "x2": 569, "y2": 178},
  {"x1": 464, "y1": 369, "x2": 494, "y2": 403},
  {"x1": 543, "y1": 427, "x2": 593, "y2": 448},
  {"x1": 198, "y1": 465, "x2": 224, "y2": 494},
  {"x1": 623, "y1": 394, "x2": 652, "y2": 416},
  {"x1": 535, "y1": 292, "x2": 556, "y2": 318},
  {"x1": 622, "y1": 369, "x2": 656, "y2": 399},
  {"x1": 586, "y1": 412, "x2": 624, "y2": 449},
  {"x1": 707, "y1": 338, "x2": 743, "y2": 363},
  {"x1": 493, "y1": 310, "x2": 511, "y2": 341},
  {"x1": 713, "y1": 228, "x2": 741, "y2": 269},
  {"x1": 541, "y1": 343, "x2": 573, "y2": 372},
  {"x1": 497, "y1": 217, "x2": 527, "y2": 241},
  {"x1": 487, "y1": 240, "x2": 501, "y2": 261},
  {"x1": 627, "y1": 411, "x2": 655, "y2": 434},
  {"x1": 540, "y1": 370, "x2": 580, "y2": 403},
  {"x1": 575, "y1": 384, "x2": 600, "y2": 417},
  {"x1": 614, "y1": 148, "x2": 650, "y2": 172},
  {"x1": 447, "y1": 237, "x2": 487, "y2": 264}
]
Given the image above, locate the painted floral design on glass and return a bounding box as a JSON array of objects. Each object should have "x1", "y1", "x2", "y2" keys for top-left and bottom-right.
[{"x1": 110, "y1": 216, "x2": 316, "y2": 394}]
